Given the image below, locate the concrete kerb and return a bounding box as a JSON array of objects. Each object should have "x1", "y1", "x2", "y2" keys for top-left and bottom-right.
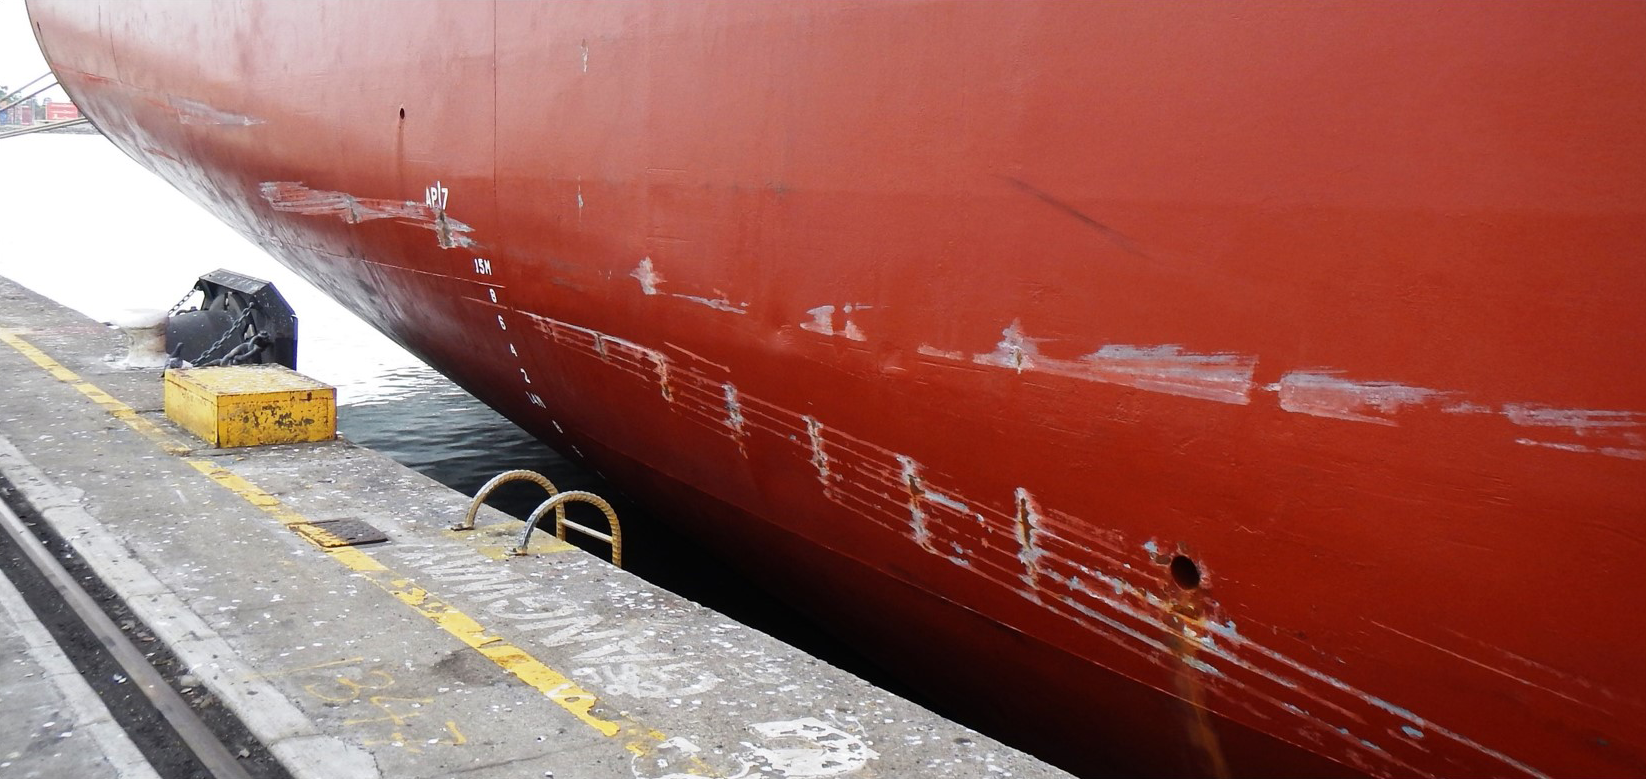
[
  {"x1": 0, "y1": 547, "x2": 162, "y2": 779},
  {"x1": 0, "y1": 434, "x2": 379, "y2": 779}
]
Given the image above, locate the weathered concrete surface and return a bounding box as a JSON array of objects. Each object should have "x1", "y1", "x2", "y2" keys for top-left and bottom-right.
[
  {"x1": 0, "y1": 553, "x2": 161, "y2": 779},
  {"x1": 0, "y1": 275, "x2": 1071, "y2": 779}
]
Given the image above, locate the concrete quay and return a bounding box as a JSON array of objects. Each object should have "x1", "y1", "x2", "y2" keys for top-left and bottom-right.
[{"x1": 0, "y1": 274, "x2": 1072, "y2": 779}]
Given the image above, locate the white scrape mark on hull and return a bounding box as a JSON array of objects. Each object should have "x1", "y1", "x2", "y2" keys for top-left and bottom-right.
[
  {"x1": 1515, "y1": 438, "x2": 1646, "y2": 461},
  {"x1": 974, "y1": 320, "x2": 1041, "y2": 374},
  {"x1": 722, "y1": 383, "x2": 746, "y2": 436},
  {"x1": 632, "y1": 257, "x2": 663, "y2": 295},
  {"x1": 630, "y1": 257, "x2": 747, "y2": 314},
  {"x1": 1273, "y1": 372, "x2": 1444, "y2": 426},
  {"x1": 916, "y1": 345, "x2": 965, "y2": 360},
  {"x1": 1081, "y1": 345, "x2": 1258, "y2": 405},
  {"x1": 1501, "y1": 404, "x2": 1646, "y2": 437},
  {"x1": 259, "y1": 181, "x2": 477, "y2": 249},
  {"x1": 801, "y1": 305, "x2": 835, "y2": 336},
  {"x1": 925, "y1": 325, "x2": 1646, "y2": 458},
  {"x1": 674, "y1": 294, "x2": 747, "y2": 314},
  {"x1": 800, "y1": 304, "x2": 868, "y2": 341},
  {"x1": 521, "y1": 308, "x2": 1562, "y2": 779},
  {"x1": 169, "y1": 97, "x2": 263, "y2": 125},
  {"x1": 971, "y1": 321, "x2": 1257, "y2": 404},
  {"x1": 803, "y1": 416, "x2": 832, "y2": 486}
]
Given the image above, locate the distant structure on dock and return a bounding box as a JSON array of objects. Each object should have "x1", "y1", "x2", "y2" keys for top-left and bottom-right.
[{"x1": 0, "y1": 94, "x2": 81, "y2": 126}]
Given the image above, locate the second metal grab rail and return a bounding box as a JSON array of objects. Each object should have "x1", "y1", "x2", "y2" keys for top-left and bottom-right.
[
  {"x1": 517, "y1": 490, "x2": 622, "y2": 567},
  {"x1": 452, "y1": 469, "x2": 623, "y2": 567}
]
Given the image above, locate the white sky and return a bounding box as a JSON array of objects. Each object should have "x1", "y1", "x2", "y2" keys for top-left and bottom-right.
[{"x1": 2, "y1": 0, "x2": 68, "y2": 101}]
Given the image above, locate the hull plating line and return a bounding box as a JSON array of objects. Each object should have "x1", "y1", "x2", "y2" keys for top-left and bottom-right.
[{"x1": 0, "y1": 274, "x2": 1068, "y2": 779}]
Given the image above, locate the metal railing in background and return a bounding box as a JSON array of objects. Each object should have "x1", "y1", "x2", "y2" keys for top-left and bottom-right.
[
  {"x1": 0, "y1": 80, "x2": 59, "y2": 114},
  {"x1": 0, "y1": 72, "x2": 53, "y2": 108}
]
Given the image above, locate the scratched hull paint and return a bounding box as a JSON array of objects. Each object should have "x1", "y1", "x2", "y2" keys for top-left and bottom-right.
[{"x1": 26, "y1": 2, "x2": 1646, "y2": 776}]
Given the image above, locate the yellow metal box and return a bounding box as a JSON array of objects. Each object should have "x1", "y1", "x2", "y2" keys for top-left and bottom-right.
[{"x1": 164, "y1": 365, "x2": 336, "y2": 448}]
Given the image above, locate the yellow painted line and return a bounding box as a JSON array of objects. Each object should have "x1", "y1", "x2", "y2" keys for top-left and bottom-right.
[
  {"x1": 185, "y1": 460, "x2": 312, "y2": 526},
  {"x1": 0, "y1": 329, "x2": 193, "y2": 454},
  {"x1": 383, "y1": 578, "x2": 619, "y2": 736},
  {"x1": 186, "y1": 455, "x2": 624, "y2": 736},
  {"x1": 1, "y1": 326, "x2": 710, "y2": 769}
]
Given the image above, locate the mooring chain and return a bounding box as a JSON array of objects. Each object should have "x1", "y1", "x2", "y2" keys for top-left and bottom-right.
[
  {"x1": 193, "y1": 306, "x2": 257, "y2": 365},
  {"x1": 165, "y1": 285, "x2": 201, "y2": 317}
]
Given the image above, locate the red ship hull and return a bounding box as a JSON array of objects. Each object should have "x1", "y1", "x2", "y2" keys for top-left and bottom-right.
[{"x1": 27, "y1": 2, "x2": 1646, "y2": 776}]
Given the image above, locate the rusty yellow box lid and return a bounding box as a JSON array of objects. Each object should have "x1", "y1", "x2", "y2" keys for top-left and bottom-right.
[
  {"x1": 167, "y1": 365, "x2": 333, "y2": 395},
  {"x1": 164, "y1": 365, "x2": 335, "y2": 448}
]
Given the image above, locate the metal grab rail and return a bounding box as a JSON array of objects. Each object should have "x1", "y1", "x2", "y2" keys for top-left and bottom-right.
[
  {"x1": 450, "y1": 469, "x2": 565, "y2": 532},
  {"x1": 514, "y1": 490, "x2": 622, "y2": 567}
]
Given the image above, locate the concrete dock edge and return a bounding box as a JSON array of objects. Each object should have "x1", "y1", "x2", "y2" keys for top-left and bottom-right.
[
  {"x1": 0, "y1": 436, "x2": 380, "y2": 779},
  {"x1": 0, "y1": 274, "x2": 1070, "y2": 779},
  {"x1": 0, "y1": 530, "x2": 162, "y2": 779}
]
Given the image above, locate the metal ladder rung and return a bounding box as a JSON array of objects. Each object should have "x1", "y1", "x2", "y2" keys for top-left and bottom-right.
[
  {"x1": 560, "y1": 522, "x2": 613, "y2": 544},
  {"x1": 453, "y1": 469, "x2": 622, "y2": 568}
]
